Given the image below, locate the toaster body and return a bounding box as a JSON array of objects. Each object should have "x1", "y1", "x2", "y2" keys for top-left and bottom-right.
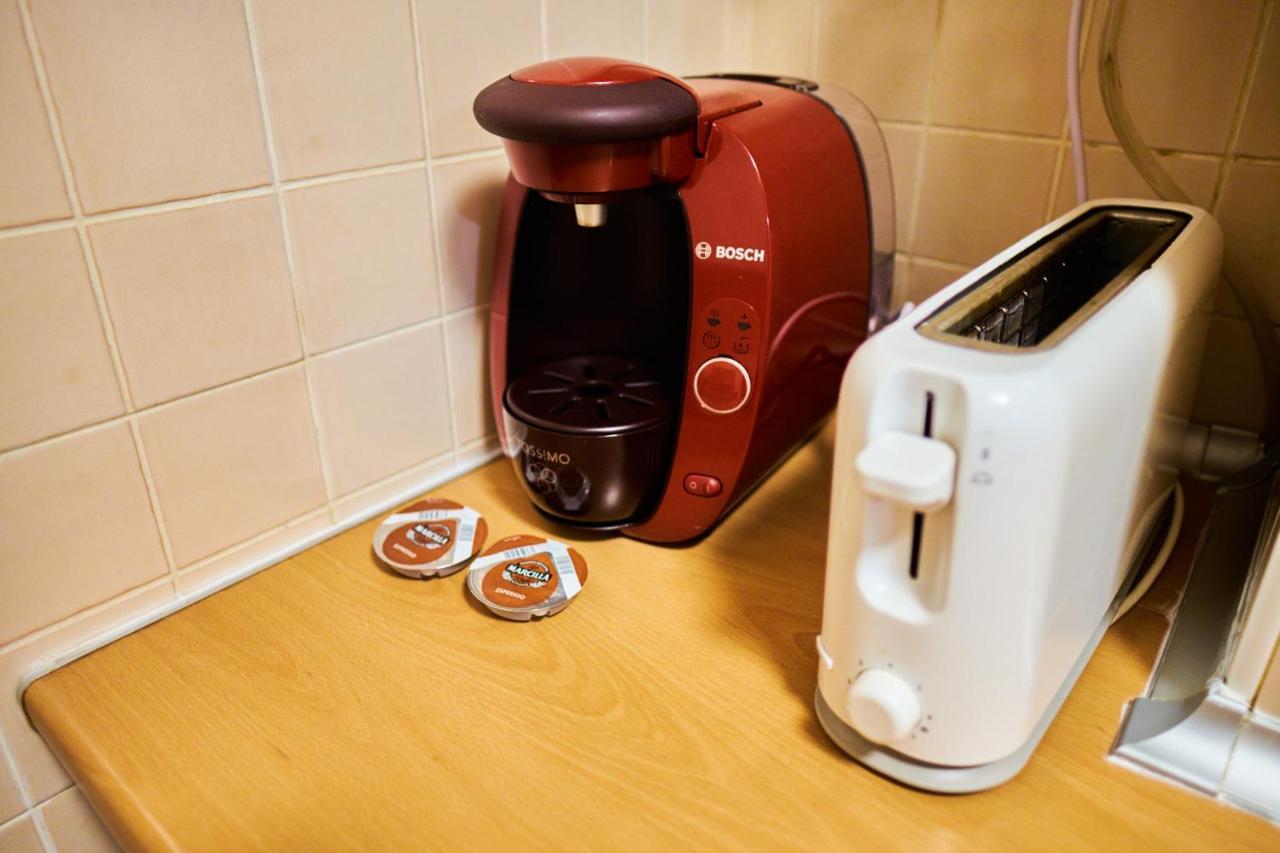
[
  {"x1": 478, "y1": 60, "x2": 894, "y2": 542},
  {"x1": 816, "y1": 200, "x2": 1222, "y2": 789}
]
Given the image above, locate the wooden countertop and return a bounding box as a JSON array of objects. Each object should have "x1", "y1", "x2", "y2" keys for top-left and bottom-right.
[{"x1": 24, "y1": 426, "x2": 1279, "y2": 850}]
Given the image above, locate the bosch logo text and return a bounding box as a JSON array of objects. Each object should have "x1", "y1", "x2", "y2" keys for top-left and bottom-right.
[{"x1": 694, "y1": 242, "x2": 765, "y2": 263}]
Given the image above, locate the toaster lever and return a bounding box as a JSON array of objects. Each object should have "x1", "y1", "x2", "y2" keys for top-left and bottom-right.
[{"x1": 856, "y1": 432, "x2": 956, "y2": 512}]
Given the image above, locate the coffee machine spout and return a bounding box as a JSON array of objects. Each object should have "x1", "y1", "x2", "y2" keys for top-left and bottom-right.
[{"x1": 574, "y1": 203, "x2": 607, "y2": 228}]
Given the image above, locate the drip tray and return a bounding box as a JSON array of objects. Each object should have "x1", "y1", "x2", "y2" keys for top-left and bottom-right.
[
  {"x1": 501, "y1": 356, "x2": 677, "y2": 525},
  {"x1": 505, "y1": 355, "x2": 674, "y2": 436}
]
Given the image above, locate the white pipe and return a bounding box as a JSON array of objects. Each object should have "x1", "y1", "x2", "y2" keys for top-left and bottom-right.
[
  {"x1": 1098, "y1": 0, "x2": 1280, "y2": 445},
  {"x1": 1067, "y1": 0, "x2": 1088, "y2": 205}
]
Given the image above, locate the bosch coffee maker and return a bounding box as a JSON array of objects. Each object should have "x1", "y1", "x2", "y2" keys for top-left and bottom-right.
[{"x1": 474, "y1": 58, "x2": 894, "y2": 543}]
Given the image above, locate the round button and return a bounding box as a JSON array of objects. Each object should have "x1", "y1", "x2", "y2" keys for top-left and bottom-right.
[
  {"x1": 693, "y1": 357, "x2": 751, "y2": 414},
  {"x1": 846, "y1": 669, "x2": 921, "y2": 744}
]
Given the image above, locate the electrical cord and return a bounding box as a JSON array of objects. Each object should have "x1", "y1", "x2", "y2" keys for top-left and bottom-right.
[
  {"x1": 1113, "y1": 482, "x2": 1184, "y2": 621},
  {"x1": 1098, "y1": 0, "x2": 1280, "y2": 447},
  {"x1": 1067, "y1": 0, "x2": 1089, "y2": 205}
]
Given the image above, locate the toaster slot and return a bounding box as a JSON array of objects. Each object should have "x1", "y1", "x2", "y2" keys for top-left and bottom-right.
[
  {"x1": 908, "y1": 391, "x2": 936, "y2": 581},
  {"x1": 917, "y1": 206, "x2": 1190, "y2": 351}
]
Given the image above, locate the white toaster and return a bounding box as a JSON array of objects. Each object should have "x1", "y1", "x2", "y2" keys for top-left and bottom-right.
[{"x1": 815, "y1": 200, "x2": 1223, "y2": 791}]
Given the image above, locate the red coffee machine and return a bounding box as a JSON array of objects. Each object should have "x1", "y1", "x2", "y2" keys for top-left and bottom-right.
[{"x1": 474, "y1": 58, "x2": 893, "y2": 543}]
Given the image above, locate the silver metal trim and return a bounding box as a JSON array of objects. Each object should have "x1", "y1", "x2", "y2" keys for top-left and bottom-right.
[{"x1": 1112, "y1": 465, "x2": 1280, "y2": 825}]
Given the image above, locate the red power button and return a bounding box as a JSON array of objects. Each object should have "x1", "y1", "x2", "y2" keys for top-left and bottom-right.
[{"x1": 683, "y1": 474, "x2": 723, "y2": 497}]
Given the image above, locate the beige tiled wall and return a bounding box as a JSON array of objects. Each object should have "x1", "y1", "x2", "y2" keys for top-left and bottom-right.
[
  {"x1": 2, "y1": 0, "x2": 1277, "y2": 848},
  {"x1": 739, "y1": 0, "x2": 1279, "y2": 433},
  {"x1": 0, "y1": 1, "x2": 748, "y2": 848}
]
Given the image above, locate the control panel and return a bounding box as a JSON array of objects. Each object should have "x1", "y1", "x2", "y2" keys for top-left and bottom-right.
[{"x1": 694, "y1": 297, "x2": 760, "y2": 415}]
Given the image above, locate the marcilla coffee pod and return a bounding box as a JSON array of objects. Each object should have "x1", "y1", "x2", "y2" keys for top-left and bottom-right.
[
  {"x1": 372, "y1": 498, "x2": 487, "y2": 578},
  {"x1": 466, "y1": 535, "x2": 588, "y2": 621}
]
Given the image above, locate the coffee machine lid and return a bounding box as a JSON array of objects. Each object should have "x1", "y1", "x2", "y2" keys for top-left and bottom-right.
[{"x1": 474, "y1": 57, "x2": 698, "y2": 145}]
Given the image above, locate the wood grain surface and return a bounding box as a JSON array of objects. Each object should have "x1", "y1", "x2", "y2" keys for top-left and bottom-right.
[{"x1": 23, "y1": 425, "x2": 1279, "y2": 851}]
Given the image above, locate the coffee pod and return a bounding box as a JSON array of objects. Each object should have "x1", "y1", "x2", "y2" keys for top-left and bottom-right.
[
  {"x1": 466, "y1": 534, "x2": 588, "y2": 621},
  {"x1": 373, "y1": 498, "x2": 487, "y2": 578}
]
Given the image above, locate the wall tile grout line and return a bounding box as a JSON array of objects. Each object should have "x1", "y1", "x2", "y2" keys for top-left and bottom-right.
[
  {"x1": 875, "y1": 116, "x2": 1267, "y2": 166},
  {"x1": 0, "y1": 802, "x2": 39, "y2": 835},
  {"x1": 539, "y1": 0, "x2": 550, "y2": 60},
  {"x1": 125, "y1": 418, "x2": 181, "y2": 587},
  {"x1": 424, "y1": 147, "x2": 505, "y2": 166},
  {"x1": 15, "y1": 0, "x2": 134, "y2": 414},
  {"x1": 0, "y1": 575, "x2": 176, "y2": 664},
  {"x1": 720, "y1": 0, "x2": 728, "y2": 66},
  {"x1": 314, "y1": 301, "x2": 491, "y2": 362},
  {"x1": 642, "y1": 0, "x2": 651, "y2": 64},
  {"x1": 924, "y1": 123, "x2": 1066, "y2": 146},
  {"x1": 877, "y1": 119, "x2": 925, "y2": 132},
  {"x1": 327, "y1": 445, "x2": 454, "y2": 516},
  {"x1": 0, "y1": 811, "x2": 24, "y2": 833},
  {"x1": 15, "y1": 0, "x2": 186, "y2": 633},
  {"x1": 240, "y1": 0, "x2": 338, "y2": 522},
  {"x1": 173, "y1": 506, "x2": 331, "y2": 580},
  {"x1": 1041, "y1": 2, "x2": 1080, "y2": 224},
  {"x1": 900, "y1": 0, "x2": 948, "y2": 288},
  {"x1": 0, "y1": 302, "x2": 487, "y2": 462},
  {"x1": 911, "y1": 254, "x2": 971, "y2": 272},
  {"x1": 27, "y1": 805, "x2": 55, "y2": 853},
  {"x1": 459, "y1": 433, "x2": 500, "y2": 453},
  {"x1": 809, "y1": 0, "x2": 822, "y2": 82},
  {"x1": 0, "y1": 159, "x2": 447, "y2": 243},
  {"x1": 0, "y1": 216, "x2": 77, "y2": 241},
  {"x1": 408, "y1": 0, "x2": 465, "y2": 468},
  {"x1": 1234, "y1": 153, "x2": 1280, "y2": 167},
  {"x1": 0, "y1": 187, "x2": 273, "y2": 241},
  {"x1": 280, "y1": 158, "x2": 428, "y2": 191},
  {"x1": 0, "y1": 722, "x2": 41, "y2": 835},
  {"x1": 1148, "y1": 148, "x2": 1227, "y2": 165},
  {"x1": 1041, "y1": 126, "x2": 1071, "y2": 223}
]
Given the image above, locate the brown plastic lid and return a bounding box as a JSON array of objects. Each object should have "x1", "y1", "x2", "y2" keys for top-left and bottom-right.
[{"x1": 473, "y1": 57, "x2": 698, "y2": 145}]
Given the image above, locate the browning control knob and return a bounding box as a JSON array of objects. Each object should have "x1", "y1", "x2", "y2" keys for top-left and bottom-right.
[
  {"x1": 693, "y1": 357, "x2": 751, "y2": 414},
  {"x1": 846, "y1": 669, "x2": 922, "y2": 744}
]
